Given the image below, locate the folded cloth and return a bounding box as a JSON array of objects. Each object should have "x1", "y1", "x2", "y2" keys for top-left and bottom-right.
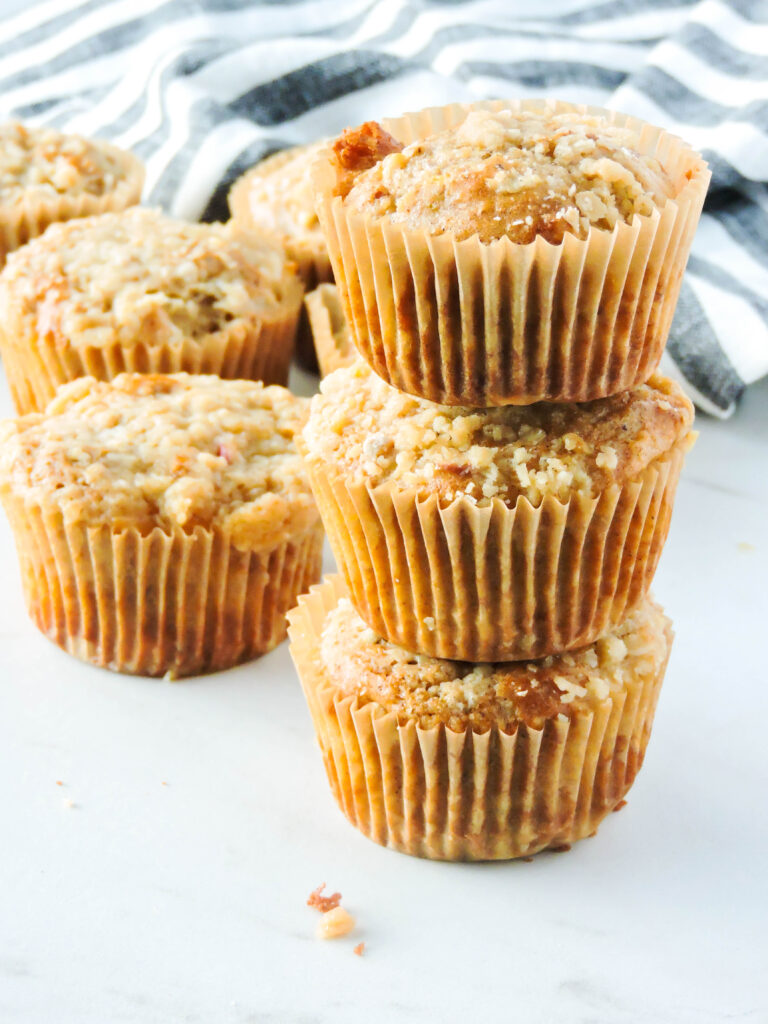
[{"x1": 2, "y1": 0, "x2": 766, "y2": 416}]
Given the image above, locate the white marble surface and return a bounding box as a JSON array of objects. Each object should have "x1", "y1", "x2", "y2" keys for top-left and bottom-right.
[{"x1": 0, "y1": 365, "x2": 766, "y2": 1024}]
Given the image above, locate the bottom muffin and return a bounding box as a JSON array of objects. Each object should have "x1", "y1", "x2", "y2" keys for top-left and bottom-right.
[
  {"x1": 288, "y1": 576, "x2": 673, "y2": 860},
  {"x1": 0, "y1": 372, "x2": 323, "y2": 677}
]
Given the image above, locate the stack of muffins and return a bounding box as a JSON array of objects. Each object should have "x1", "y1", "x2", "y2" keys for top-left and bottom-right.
[
  {"x1": 289, "y1": 100, "x2": 710, "y2": 860},
  {"x1": 0, "y1": 124, "x2": 323, "y2": 678}
]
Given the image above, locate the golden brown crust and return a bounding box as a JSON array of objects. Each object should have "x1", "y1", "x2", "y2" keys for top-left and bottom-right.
[
  {"x1": 0, "y1": 208, "x2": 300, "y2": 353},
  {"x1": 0, "y1": 372, "x2": 318, "y2": 546},
  {"x1": 338, "y1": 110, "x2": 676, "y2": 244},
  {"x1": 331, "y1": 121, "x2": 403, "y2": 197},
  {"x1": 319, "y1": 594, "x2": 672, "y2": 732},
  {"x1": 302, "y1": 361, "x2": 694, "y2": 508}
]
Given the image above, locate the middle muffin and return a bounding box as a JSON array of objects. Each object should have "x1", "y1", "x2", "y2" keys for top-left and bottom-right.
[{"x1": 300, "y1": 361, "x2": 694, "y2": 662}]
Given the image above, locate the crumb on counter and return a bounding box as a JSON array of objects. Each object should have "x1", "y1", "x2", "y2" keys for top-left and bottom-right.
[
  {"x1": 353, "y1": 942, "x2": 365, "y2": 957},
  {"x1": 307, "y1": 882, "x2": 342, "y2": 913},
  {"x1": 317, "y1": 906, "x2": 355, "y2": 940}
]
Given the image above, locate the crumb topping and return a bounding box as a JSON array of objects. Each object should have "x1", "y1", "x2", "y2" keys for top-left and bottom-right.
[
  {"x1": 320, "y1": 596, "x2": 671, "y2": 732},
  {"x1": 0, "y1": 121, "x2": 130, "y2": 202},
  {"x1": 337, "y1": 109, "x2": 677, "y2": 244},
  {"x1": 0, "y1": 373, "x2": 318, "y2": 547},
  {"x1": 233, "y1": 142, "x2": 328, "y2": 243},
  {"x1": 0, "y1": 207, "x2": 301, "y2": 350},
  {"x1": 302, "y1": 362, "x2": 694, "y2": 507}
]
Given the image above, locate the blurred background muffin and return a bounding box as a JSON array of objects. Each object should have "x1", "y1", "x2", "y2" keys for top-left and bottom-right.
[
  {"x1": 229, "y1": 142, "x2": 333, "y2": 372},
  {"x1": 0, "y1": 207, "x2": 303, "y2": 413},
  {"x1": 0, "y1": 121, "x2": 143, "y2": 266}
]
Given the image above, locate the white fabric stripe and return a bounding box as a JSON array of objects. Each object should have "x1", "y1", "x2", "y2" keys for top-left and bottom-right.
[
  {"x1": 691, "y1": 214, "x2": 768, "y2": 303},
  {"x1": 648, "y1": 39, "x2": 768, "y2": 105},
  {"x1": 464, "y1": 76, "x2": 616, "y2": 108},
  {"x1": 691, "y1": 0, "x2": 768, "y2": 57},
  {"x1": 608, "y1": 84, "x2": 768, "y2": 180},
  {"x1": 686, "y1": 271, "x2": 768, "y2": 383},
  {"x1": 562, "y1": 6, "x2": 692, "y2": 41},
  {"x1": 431, "y1": 35, "x2": 647, "y2": 77},
  {"x1": 170, "y1": 118, "x2": 265, "y2": 218},
  {"x1": 0, "y1": 0, "x2": 90, "y2": 45},
  {"x1": 0, "y1": 0, "x2": 166, "y2": 82}
]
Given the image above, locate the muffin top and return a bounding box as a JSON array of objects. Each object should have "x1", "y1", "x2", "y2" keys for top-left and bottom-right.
[
  {"x1": 320, "y1": 594, "x2": 671, "y2": 732},
  {"x1": 0, "y1": 121, "x2": 136, "y2": 204},
  {"x1": 302, "y1": 362, "x2": 694, "y2": 507},
  {"x1": 0, "y1": 373, "x2": 319, "y2": 547},
  {"x1": 333, "y1": 109, "x2": 677, "y2": 244},
  {"x1": 229, "y1": 142, "x2": 327, "y2": 246},
  {"x1": 0, "y1": 207, "x2": 302, "y2": 350}
]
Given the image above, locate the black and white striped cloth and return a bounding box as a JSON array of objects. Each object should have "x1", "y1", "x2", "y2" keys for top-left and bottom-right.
[{"x1": 1, "y1": 0, "x2": 766, "y2": 417}]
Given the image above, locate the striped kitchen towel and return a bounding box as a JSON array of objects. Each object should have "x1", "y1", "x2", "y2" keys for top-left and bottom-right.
[{"x1": 0, "y1": 0, "x2": 766, "y2": 416}]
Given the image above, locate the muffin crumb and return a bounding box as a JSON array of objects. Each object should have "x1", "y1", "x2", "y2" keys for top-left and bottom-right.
[
  {"x1": 353, "y1": 942, "x2": 365, "y2": 957},
  {"x1": 317, "y1": 906, "x2": 355, "y2": 940},
  {"x1": 307, "y1": 883, "x2": 342, "y2": 913}
]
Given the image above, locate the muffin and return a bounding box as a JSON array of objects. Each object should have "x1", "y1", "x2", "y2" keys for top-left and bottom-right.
[
  {"x1": 0, "y1": 207, "x2": 303, "y2": 414},
  {"x1": 299, "y1": 361, "x2": 694, "y2": 662},
  {"x1": 312, "y1": 100, "x2": 710, "y2": 406},
  {"x1": 0, "y1": 121, "x2": 143, "y2": 265},
  {"x1": 229, "y1": 142, "x2": 334, "y2": 371},
  {"x1": 0, "y1": 373, "x2": 323, "y2": 677},
  {"x1": 304, "y1": 284, "x2": 356, "y2": 378},
  {"x1": 289, "y1": 576, "x2": 673, "y2": 860}
]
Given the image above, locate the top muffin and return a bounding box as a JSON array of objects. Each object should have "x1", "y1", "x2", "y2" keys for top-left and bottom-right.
[
  {"x1": 0, "y1": 121, "x2": 140, "y2": 204},
  {"x1": 334, "y1": 110, "x2": 677, "y2": 244},
  {"x1": 0, "y1": 207, "x2": 300, "y2": 351}
]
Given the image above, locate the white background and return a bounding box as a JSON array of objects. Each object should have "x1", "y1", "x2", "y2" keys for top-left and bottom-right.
[{"x1": 1, "y1": 366, "x2": 767, "y2": 1024}]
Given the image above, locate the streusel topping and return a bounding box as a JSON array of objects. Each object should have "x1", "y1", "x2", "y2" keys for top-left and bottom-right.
[
  {"x1": 0, "y1": 373, "x2": 318, "y2": 547},
  {"x1": 0, "y1": 122, "x2": 129, "y2": 202},
  {"x1": 320, "y1": 595, "x2": 672, "y2": 731},
  {"x1": 335, "y1": 109, "x2": 677, "y2": 244},
  {"x1": 0, "y1": 207, "x2": 301, "y2": 349},
  {"x1": 302, "y1": 362, "x2": 694, "y2": 506},
  {"x1": 232, "y1": 142, "x2": 327, "y2": 243}
]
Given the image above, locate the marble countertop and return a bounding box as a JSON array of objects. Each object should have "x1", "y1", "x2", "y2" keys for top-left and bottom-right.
[{"x1": 1, "y1": 366, "x2": 766, "y2": 1024}]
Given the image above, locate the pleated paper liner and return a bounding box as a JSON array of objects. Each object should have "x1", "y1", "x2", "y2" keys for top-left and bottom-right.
[
  {"x1": 0, "y1": 300, "x2": 302, "y2": 415},
  {"x1": 299, "y1": 436, "x2": 691, "y2": 662},
  {"x1": 288, "y1": 576, "x2": 672, "y2": 861},
  {"x1": 304, "y1": 284, "x2": 356, "y2": 378},
  {"x1": 312, "y1": 99, "x2": 710, "y2": 406},
  {"x1": 2, "y1": 493, "x2": 324, "y2": 677},
  {"x1": 0, "y1": 143, "x2": 144, "y2": 268},
  {"x1": 229, "y1": 151, "x2": 334, "y2": 373}
]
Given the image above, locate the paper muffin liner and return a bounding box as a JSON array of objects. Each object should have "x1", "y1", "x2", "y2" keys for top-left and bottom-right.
[
  {"x1": 0, "y1": 142, "x2": 144, "y2": 269},
  {"x1": 229, "y1": 153, "x2": 334, "y2": 373},
  {"x1": 300, "y1": 438, "x2": 689, "y2": 662},
  {"x1": 304, "y1": 284, "x2": 356, "y2": 378},
  {"x1": 313, "y1": 99, "x2": 710, "y2": 406},
  {"x1": 288, "y1": 576, "x2": 672, "y2": 860},
  {"x1": 2, "y1": 492, "x2": 324, "y2": 677},
  {"x1": 1, "y1": 300, "x2": 302, "y2": 415}
]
